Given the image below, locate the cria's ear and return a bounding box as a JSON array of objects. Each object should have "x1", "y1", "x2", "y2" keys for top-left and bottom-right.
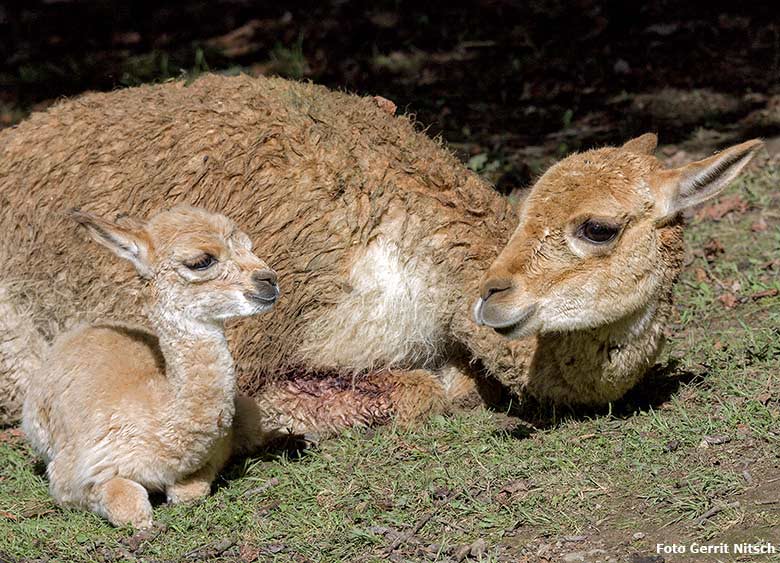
[
  {"x1": 70, "y1": 209, "x2": 154, "y2": 278},
  {"x1": 652, "y1": 139, "x2": 763, "y2": 221},
  {"x1": 621, "y1": 133, "x2": 658, "y2": 155}
]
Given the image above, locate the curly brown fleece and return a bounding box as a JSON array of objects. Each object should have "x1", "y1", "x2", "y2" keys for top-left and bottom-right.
[{"x1": 0, "y1": 74, "x2": 513, "y2": 429}]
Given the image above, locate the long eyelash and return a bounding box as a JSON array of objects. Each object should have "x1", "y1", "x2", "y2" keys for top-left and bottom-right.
[{"x1": 185, "y1": 254, "x2": 217, "y2": 270}]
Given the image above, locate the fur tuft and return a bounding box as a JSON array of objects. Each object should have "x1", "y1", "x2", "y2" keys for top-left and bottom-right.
[{"x1": 299, "y1": 239, "x2": 449, "y2": 371}]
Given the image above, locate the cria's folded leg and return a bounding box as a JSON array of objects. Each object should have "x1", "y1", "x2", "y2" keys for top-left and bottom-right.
[
  {"x1": 91, "y1": 477, "x2": 153, "y2": 529},
  {"x1": 166, "y1": 439, "x2": 231, "y2": 505},
  {"x1": 166, "y1": 470, "x2": 214, "y2": 505},
  {"x1": 376, "y1": 365, "x2": 504, "y2": 427},
  {"x1": 432, "y1": 360, "x2": 506, "y2": 411},
  {"x1": 452, "y1": 309, "x2": 533, "y2": 399}
]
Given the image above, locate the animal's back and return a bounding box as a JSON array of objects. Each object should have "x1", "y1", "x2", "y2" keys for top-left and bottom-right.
[
  {"x1": 0, "y1": 74, "x2": 513, "y2": 399},
  {"x1": 22, "y1": 323, "x2": 166, "y2": 465}
]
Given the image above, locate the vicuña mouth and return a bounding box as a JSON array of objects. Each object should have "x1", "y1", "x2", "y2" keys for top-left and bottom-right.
[
  {"x1": 245, "y1": 291, "x2": 278, "y2": 305},
  {"x1": 483, "y1": 303, "x2": 537, "y2": 338}
]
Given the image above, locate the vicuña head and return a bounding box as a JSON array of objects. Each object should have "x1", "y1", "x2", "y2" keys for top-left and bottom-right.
[
  {"x1": 475, "y1": 134, "x2": 763, "y2": 340},
  {"x1": 71, "y1": 205, "x2": 279, "y2": 324}
]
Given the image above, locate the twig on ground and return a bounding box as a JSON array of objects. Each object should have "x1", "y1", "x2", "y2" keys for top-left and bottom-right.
[
  {"x1": 383, "y1": 480, "x2": 470, "y2": 555},
  {"x1": 695, "y1": 501, "x2": 739, "y2": 526},
  {"x1": 241, "y1": 477, "x2": 280, "y2": 497},
  {"x1": 184, "y1": 538, "x2": 235, "y2": 559},
  {"x1": 384, "y1": 511, "x2": 435, "y2": 555}
]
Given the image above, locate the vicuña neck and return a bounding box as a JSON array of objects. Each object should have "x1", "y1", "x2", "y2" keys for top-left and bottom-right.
[
  {"x1": 151, "y1": 311, "x2": 233, "y2": 387},
  {"x1": 148, "y1": 306, "x2": 237, "y2": 467},
  {"x1": 532, "y1": 298, "x2": 668, "y2": 405}
]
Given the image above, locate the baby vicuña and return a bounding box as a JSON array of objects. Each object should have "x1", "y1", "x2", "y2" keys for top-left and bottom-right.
[{"x1": 23, "y1": 205, "x2": 279, "y2": 528}]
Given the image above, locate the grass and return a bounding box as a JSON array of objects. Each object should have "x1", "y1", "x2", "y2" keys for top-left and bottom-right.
[{"x1": 1, "y1": 165, "x2": 779, "y2": 562}]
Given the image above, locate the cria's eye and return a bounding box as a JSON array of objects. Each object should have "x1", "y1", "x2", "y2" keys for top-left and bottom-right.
[
  {"x1": 185, "y1": 254, "x2": 217, "y2": 271},
  {"x1": 578, "y1": 220, "x2": 620, "y2": 244}
]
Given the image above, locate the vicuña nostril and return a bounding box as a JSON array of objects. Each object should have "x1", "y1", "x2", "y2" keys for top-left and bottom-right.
[
  {"x1": 481, "y1": 278, "x2": 512, "y2": 301},
  {"x1": 250, "y1": 269, "x2": 279, "y2": 301},
  {"x1": 252, "y1": 269, "x2": 278, "y2": 286}
]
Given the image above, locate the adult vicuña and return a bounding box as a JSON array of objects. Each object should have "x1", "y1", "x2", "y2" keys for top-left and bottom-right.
[
  {"x1": 0, "y1": 74, "x2": 763, "y2": 436},
  {"x1": 473, "y1": 133, "x2": 763, "y2": 404},
  {"x1": 22, "y1": 205, "x2": 279, "y2": 528}
]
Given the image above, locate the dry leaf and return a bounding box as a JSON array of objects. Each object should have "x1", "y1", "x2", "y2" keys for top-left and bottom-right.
[
  {"x1": 718, "y1": 293, "x2": 738, "y2": 308},
  {"x1": 762, "y1": 259, "x2": 780, "y2": 270},
  {"x1": 239, "y1": 544, "x2": 261, "y2": 562},
  {"x1": 373, "y1": 96, "x2": 397, "y2": 115},
  {"x1": 751, "y1": 217, "x2": 768, "y2": 232},
  {"x1": 496, "y1": 479, "x2": 534, "y2": 503},
  {"x1": 696, "y1": 194, "x2": 749, "y2": 221},
  {"x1": 703, "y1": 238, "x2": 725, "y2": 261},
  {"x1": 0, "y1": 428, "x2": 24, "y2": 444},
  {"x1": 702, "y1": 435, "x2": 731, "y2": 446}
]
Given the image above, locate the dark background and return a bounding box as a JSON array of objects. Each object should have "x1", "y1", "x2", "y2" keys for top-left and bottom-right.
[{"x1": 1, "y1": 0, "x2": 778, "y2": 189}]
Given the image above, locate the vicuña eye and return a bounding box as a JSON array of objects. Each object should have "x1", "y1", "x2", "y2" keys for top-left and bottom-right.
[
  {"x1": 185, "y1": 254, "x2": 217, "y2": 270},
  {"x1": 578, "y1": 220, "x2": 620, "y2": 244}
]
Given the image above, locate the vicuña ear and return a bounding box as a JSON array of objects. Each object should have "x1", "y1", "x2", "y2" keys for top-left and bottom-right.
[
  {"x1": 621, "y1": 133, "x2": 658, "y2": 155},
  {"x1": 70, "y1": 209, "x2": 154, "y2": 278},
  {"x1": 653, "y1": 139, "x2": 763, "y2": 221}
]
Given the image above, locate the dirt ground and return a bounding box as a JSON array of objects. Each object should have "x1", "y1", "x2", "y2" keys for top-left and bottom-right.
[{"x1": 0, "y1": 2, "x2": 778, "y2": 563}]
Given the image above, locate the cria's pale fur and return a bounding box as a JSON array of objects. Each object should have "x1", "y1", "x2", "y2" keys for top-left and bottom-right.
[
  {"x1": 0, "y1": 75, "x2": 763, "y2": 441},
  {"x1": 22, "y1": 206, "x2": 278, "y2": 528}
]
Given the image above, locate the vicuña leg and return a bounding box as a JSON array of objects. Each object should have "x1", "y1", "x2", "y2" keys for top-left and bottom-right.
[
  {"x1": 236, "y1": 366, "x2": 483, "y2": 451},
  {"x1": 167, "y1": 468, "x2": 214, "y2": 505},
  {"x1": 452, "y1": 310, "x2": 533, "y2": 398},
  {"x1": 91, "y1": 477, "x2": 153, "y2": 529},
  {"x1": 166, "y1": 439, "x2": 231, "y2": 504}
]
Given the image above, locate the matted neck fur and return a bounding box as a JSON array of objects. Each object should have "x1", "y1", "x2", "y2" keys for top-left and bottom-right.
[{"x1": 472, "y1": 134, "x2": 762, "y2": 403}]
